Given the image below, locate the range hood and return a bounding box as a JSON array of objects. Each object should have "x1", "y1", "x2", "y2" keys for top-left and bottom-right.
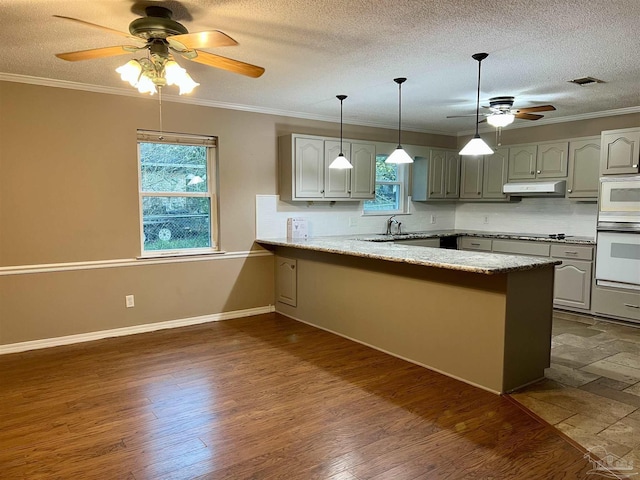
[{"x1": 503, "y1": 180, "x2": 566, "y2": 196}]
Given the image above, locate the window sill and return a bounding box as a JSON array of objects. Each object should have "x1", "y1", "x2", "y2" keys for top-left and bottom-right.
[{"x1": 138, "y1": 248, "x2": 225, "y2": 260}]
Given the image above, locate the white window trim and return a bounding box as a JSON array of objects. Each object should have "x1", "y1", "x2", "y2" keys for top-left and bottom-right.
[
  {"x1": 363, "y1": 159, "x2": 410, "y2": 216},
  {"x1": 137, "y1": 130, "x2": 219, "y2": 258}
]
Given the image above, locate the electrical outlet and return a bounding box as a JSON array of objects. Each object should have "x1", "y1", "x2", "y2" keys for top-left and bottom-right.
[
  {"x1": 483, "y1": 216, "x2": 489, "y2": 224},
  {"x1": 125, "y1": 295, "x2": 135, "y2": 308},
  {"x1": 430, "y1": 215, "x2": 436, "y2": 224}
]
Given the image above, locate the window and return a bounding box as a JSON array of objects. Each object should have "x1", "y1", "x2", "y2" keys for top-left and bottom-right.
[
  {"x1": 138, "y1": 131, "x2": 218, "y2": 255},
  {"x1": 363, "y1": 154, "x2": 408, "y2": 214}
]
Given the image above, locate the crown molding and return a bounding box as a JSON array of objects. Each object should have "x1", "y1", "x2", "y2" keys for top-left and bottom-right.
[
  {"x1": 0, "y1": 72, "x2": 453, "y2": 136},
  {"x1": 2, "y1": 73, "x2": 637, "y2": 139}
]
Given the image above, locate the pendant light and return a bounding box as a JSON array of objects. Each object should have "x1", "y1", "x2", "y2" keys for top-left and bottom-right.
[
  {"x1": 329, "y1": 95, "x2": 353, "y2": 169},
  {"x1": 385, "y1": 78, "x2": 413, "y2": 164},
  {"x1": 459, "y1": 53, "x2": 494, "y2": 156}
]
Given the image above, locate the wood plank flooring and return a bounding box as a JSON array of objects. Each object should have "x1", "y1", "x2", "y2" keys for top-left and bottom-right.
[{"x1": 1, "y1": 313, "x2": 593, "y2": 479}]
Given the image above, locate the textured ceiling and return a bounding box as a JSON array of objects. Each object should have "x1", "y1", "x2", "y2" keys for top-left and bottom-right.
[{"x1": 1, "y1": 0, "x2": 639, "y2": 135}]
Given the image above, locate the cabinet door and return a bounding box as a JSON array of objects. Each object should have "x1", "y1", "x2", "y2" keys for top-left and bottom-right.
[
  {"x1": 428, "y1": 149, "x2": 446, "y2": 198},
  {"x1": 276, "y1": 256, "x2": 297, "y2": 307},
  {"x1": 350, "y1": 142, "x2": 376, "y2": 199},
  {"x1": 294, "y1": 137, "x2": 324, "y2": 198},
  {"x1": 601, "y1": 129, "x2": 640, "y2": 175},
  {"x1": 444, "y1": 151, "x2": 460, "y2": 198},
  {"x1": 567, "y1": 138, "x2": 600, "y2": 199},
  {"x1": 324, "y1": 140, "x2": 351, "y2": 198},
  {"x1": 553, "y1": 259, "x2": 592, "y2": 310},
  {"x1": 508, "y1": 145, "x2": 537, "y2": 180},
  {"x1": 459, "y1": 156, "x2": 483, "y2": 199},
  {"x1": 536, "y1": 142, "x2": 568, "y2": 178},
  {"x1": 483, "y1": 147, "x2": 509, "y2": 199}
]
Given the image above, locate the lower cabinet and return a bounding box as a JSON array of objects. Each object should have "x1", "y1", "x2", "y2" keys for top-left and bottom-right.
[
  {"x1": 458, "y1": 236, "x2": 594, "y2": 313},
  {"x1": 592, "y1": 285, "x2": 640, "y2": 322},
  {"x1": 276, "y1": 256, "x2": 297, "y2": 307},
  {"x1": 394, "y1": 238, "x2": 440, "y2": 247}
]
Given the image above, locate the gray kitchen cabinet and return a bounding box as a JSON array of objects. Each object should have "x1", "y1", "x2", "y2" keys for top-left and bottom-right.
[
  {"x1": 567, "y1": 137, "x2": 600, "y2": 200},
  {"x1": 350, "y1": 142, "x2": 376, "y2": 199},
  {"x1": 592, "y1": 285, "x2": 640, "y2": 322},
  {"x1": 508, "y1": 142, "x2": 568, "y2": 181},
  {"x1": 508, "y1": 145, "x2": 537, "y2": 180},
  {"x1": 492, "y1": 239, "x2": 551, "y2": 256},
  {"x1": 459, "y1": 147, "x2": 509, "y2": 201},
  {"x1": 457, "y1": 236, "x2": 492, "y2": 251},
  {"x1": 412, "y1": 149, "x2": 460, "y2": 201},
  {"x1": 483, "y1": 148, "x2": 509, "y2": 199},
  {"x1": 276, "y1": 256, "x2": 297, "y2": 307},
  {"x1": 459, "y1": 156, "x2": 483, "y2": 199},
  {"x1": 394, "y1": 238, "x2": 441, "y2": 247},
  {"x1": 600, "y1": 127, "x2": 640, "y2": 175},
  {"x1": 550, "y1": 244, "x2": 594, "y2": 310},
  {"x1": 279, "y1": 134, "x2": 376, "y2": 201}
]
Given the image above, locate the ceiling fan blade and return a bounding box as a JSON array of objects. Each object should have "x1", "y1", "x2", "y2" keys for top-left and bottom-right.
[
  {"x1": 168, "y1": 31, "x2": 238, "y2": 50},
  {"x1": 186, "y1": 50, "x2": 265, "y2": 78},
  {"x1": 515, "y1": 112, "x2": 544, "y2": 121},
  {"x1": 515, "y1": 105, "x2": 556, "y2": 113},
  {"x1": 53, "y1": 15, "x2": 138, "y2": 40},
  {"x1": 446, "y1": 114, "x2": 478, "y2": 118},
  {"x1": 55, "y1": 45, "x2": 137, "y2": 62}
]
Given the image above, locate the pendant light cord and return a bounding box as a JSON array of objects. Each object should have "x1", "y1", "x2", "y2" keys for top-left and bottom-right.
[
  {"x1": 340, "y1": 98, "x2": 343, "y2": 154},
  {"x1": 397, "y1": 82, "x2": 402, "y2": 147},
  {"x1": 474, "y1": 59, "x2": 481, "y2": 136}
]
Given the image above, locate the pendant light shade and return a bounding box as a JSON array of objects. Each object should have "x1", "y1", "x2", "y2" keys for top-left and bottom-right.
[
  {"x1": 329, "y1": 95, "x2": 353, "y2": 169},
  {"x1": 459, "y1": 53, "x2": 494, "y2": 156},
  {"x1": 385, "y1": 78, "x2": 413, "y2": 164}
]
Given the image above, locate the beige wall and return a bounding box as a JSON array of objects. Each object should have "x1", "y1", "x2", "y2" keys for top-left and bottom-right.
[{"x1": 0, "y1": 80, "x2": 453, "y2": 346}]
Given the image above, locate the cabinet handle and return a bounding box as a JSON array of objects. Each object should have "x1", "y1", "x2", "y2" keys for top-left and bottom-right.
[
  {"x1": 348, "y1": 191, "x2": 351, "y2": 194},
  {"x1": 568, "y1": 189, "x2": 572, "y2": 193},
  {"x1": 537, "y1": 170, "x2": 541, "y2": 174},
  {"x1": 371, "y1": 191, "x2": 375, "y2": 194},
  {"x1": 471, "y1": 242, "x2": 481, "y2": 246},
  {"x1": 624, "y1": 303, "x2": 639, "y2": 309},
  {"x1": 320, "y1": 190, "x2": 324, "y2": 194},
  {"x1": 633, "y1": 164, "x2": 638, "y2": 168}
]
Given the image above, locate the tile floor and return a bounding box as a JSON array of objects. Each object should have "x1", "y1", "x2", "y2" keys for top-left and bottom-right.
[{"x1": 510, "y1": 310, "x2": 640, "y2": 469}]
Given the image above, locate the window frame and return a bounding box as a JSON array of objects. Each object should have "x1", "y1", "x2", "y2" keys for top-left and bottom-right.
[
  {"x1": 363, "y1": 154, "x2": 409, "y2": 216},
  {"x1": 137, "y1": 130, "x2": 220, "y2": 258}
]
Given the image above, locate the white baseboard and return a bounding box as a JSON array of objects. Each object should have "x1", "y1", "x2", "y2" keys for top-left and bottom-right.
[{"x1": 0, "y1": 305, "x2": 276, "y2": 355}]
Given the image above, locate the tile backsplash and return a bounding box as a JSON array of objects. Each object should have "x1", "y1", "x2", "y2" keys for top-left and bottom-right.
[{"x1": 256, "y1": 195, "x2": 598, "y2": 239}]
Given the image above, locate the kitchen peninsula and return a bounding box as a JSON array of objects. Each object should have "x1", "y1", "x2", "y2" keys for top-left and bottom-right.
[{"x1": 257, "y1": 236, "x2": 561, "y2": 394}]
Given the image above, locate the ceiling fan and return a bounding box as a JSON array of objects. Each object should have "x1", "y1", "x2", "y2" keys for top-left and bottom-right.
[
  {"x1": 448, "y1": 96, "x2": 556, "y2": 127},
  {"x1": 54, "y1": 5, "x2": 265, "y2": 79}
]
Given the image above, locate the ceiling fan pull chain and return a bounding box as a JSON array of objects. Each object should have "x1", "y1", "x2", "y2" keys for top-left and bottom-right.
[{"x1": 158, "y1": 86, "x2": 164, "y2": 140}]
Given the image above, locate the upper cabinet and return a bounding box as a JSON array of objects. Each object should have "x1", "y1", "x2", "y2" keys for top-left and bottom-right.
[
  {"x1": 412, "y1": 149, "x2": 459, "y2": 201},
  {"x1": 600, "y1": 127, "x2": 640, "y2": 175},
  {"x1": 567, "y1": 137, "x2": 600, "y2": 200},
  {"x1": 279, "y1": 134, "x2": 376, "y2": 202},
  {"x1": 459, "y1": 147, "x2": 509, "y2": 201},
  {"x1": 507, "y1": 142, "x2": 568, "y2": 181}
]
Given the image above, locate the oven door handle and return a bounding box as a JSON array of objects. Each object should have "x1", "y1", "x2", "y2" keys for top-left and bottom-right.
[{"x1": 597, "y1": 222, "x2": 640, "y2": 233}]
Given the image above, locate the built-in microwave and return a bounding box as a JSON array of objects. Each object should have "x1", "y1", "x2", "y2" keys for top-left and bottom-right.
[{"x1": 598, "y1": 175, "x2": 640, "y2": 224}]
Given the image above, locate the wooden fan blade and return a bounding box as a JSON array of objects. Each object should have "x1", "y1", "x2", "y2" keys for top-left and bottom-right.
[
  {"x1": 446, "y1": 114, "x2": 477, "y2": 118},
  {"x1": 186, "y1": 50, "x2": 265, "y2": 78},
  {"x1": 53, "y1": 15, "x2": 137, "y2": 40},
  {"x1": 56, "y1": 45, "x2": 137, "y2": 62},
  {"x1": 168, "y1": 31, "x2": 238, "y2": 50},
  {"x1": 515, "y1": 112, "x2": 544, "y2": 121},
  {"x1": 515, "y1": 105, "x2": 556, "y2": 113}
]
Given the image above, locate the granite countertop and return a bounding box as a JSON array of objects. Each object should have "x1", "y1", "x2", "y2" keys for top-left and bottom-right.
[
  {"x1": 358, "y1": 229, "x2": 596, "y2": 245},
  {"x1": 256, "y1": 236, "x2": 560, "y2": 275}
]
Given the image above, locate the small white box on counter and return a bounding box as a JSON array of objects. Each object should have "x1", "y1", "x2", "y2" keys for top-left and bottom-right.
[{"x1": 287, "y1": 218, "x2": 308, "y2": 240}]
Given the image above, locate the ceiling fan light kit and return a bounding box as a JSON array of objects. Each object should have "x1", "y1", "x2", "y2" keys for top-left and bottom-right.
[
  {"x1": 55, "y1": 6, "x2": 264, "y2": 96},
  {"x1": 385, "y1": 77, "x2": 413, "y2": 165},
  {"x1": 329, "y1": 95, "x2": 353, "y2": 170},
  {"x1": 459, "y1": 53, "x2": 494, "y2": 156},
  {"x1": 486, "y1": 112, "x2": 515, "y2": 128}
]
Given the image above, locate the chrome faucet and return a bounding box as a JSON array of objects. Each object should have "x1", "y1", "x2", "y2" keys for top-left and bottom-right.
[{"x1": 386, "y1": 215, "x2": 400, "y2": 235}]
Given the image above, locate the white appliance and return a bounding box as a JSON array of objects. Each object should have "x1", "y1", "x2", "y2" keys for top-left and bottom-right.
[
  {"x1": 596, "y1": 175, "x2": 640, "y2": 291},
  {"x1": 502, "y1": 180, "x2": 566, "y2": 196}
]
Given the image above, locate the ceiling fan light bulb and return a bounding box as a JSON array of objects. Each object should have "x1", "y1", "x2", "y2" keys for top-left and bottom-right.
[
  {"x1": 136, "y1": 74, "x2": 157, "y2": 95},
  {"x1": 329, "y1": 153, "x2": 353, "y2": 169},
  {"x1": 116, "y1": 60, "x2": 142, "y2": 87},
  {"x1": 177, "y1": 72, "x2": 199, "y2": 95},
  {"x1": 164, "y1": 60, "x2": 186, "y2": 86},
  {"x1": 487, "y1": 113, "x2": 515, "y2": 127},
  {"x1": 459, "y1": 135, "x2": 494, "y2": 156},
  {"x1": 385, "y1": 147, "x2": 414, "y2": 164}
]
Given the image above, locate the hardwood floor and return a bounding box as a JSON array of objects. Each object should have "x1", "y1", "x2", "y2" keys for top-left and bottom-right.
[{"x1": 1, "y1": 313, "x2": 593, "y2": 479}]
